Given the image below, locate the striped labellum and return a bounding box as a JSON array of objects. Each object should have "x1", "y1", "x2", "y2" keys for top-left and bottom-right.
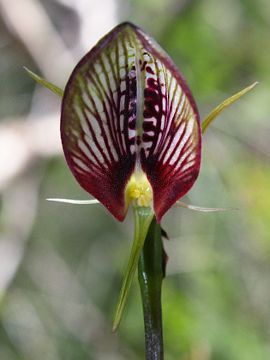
[{"x1": 61, "y1": 22, "x2": 201, "y2": 222}]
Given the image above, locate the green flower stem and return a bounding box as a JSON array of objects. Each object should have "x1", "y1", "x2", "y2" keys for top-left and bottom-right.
[{"x1": 138, "y1": 217, "x2": 164, "y2": 360}]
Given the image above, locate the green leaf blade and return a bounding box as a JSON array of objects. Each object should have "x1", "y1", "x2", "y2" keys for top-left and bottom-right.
[{"x1": 112, "y1": 207, "x2": 154, "y2": 332}]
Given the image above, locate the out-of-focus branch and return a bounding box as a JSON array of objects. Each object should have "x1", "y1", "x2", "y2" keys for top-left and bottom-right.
[
  {"x1": 0, "y1": 0, "x2": 75, "y2": 81},
  {"x1": 0, "y1": 171, "x2": 41, "y2": 294},
  {"x1": 0, "y1": 115, "x2": 61, "y2": 190},
  {"x1": 55, "y1": 0, "x2": 118, "y2": 51}
]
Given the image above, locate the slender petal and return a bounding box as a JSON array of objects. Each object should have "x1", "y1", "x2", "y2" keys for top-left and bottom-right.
[
  {"x1": 47, "y1": 198, "x2": 99, "y2": 205},
  {"x1": 176, "y1": 201, "x2": 238, "y2": 212}
]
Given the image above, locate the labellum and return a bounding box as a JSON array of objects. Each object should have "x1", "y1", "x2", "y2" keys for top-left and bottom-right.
[{"x1": 60, "y1": 22, "x2": 201, "y2": 222}]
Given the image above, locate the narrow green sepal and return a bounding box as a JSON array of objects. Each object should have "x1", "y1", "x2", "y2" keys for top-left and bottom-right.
[
  {"x1": 112, "y1": 206, "x2": 154, "y2": 332},
  {"x1": 23, "y1": 66, "x2": 64, "y2": 97},
  {"x1": 202, "y1": 82, "x2": 258, "y2": 133}
]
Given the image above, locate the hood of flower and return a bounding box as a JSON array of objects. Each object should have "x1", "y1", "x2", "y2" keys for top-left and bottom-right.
[{"x1": 60, "y1": 22, "x2": 201, "y2": 221}]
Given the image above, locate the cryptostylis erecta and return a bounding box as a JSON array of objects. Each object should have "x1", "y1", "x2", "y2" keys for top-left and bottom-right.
[{"x1": 25, "y1": 22, "x2": 257, "y2": 339}]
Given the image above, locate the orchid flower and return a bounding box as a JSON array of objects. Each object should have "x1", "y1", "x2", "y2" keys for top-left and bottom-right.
[{"x1": 25, "y1": 22, "x2": 257, "y2": 334}]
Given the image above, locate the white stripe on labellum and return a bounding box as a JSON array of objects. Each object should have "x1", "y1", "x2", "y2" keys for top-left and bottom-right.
[
  {"x1": 169, "y1": 117, "x2": 195, "y2": 166},
  {"x1": 73, "y1": 157, "x2": 91, "y2": 172}
]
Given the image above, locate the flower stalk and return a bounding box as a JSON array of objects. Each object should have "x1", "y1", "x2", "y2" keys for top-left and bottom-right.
[{"x1": 138, "y1": 217, "x2": 164, "y2": 360}]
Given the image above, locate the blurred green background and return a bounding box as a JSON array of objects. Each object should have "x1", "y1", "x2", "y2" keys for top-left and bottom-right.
[{"x1": 0, "y1": 0, "x2": 270, "y2": 359}]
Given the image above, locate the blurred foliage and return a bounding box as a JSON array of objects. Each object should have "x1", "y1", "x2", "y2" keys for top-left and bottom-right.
[{"x1": 0, "y1": 0, "x2": 270, "y2": 359}]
